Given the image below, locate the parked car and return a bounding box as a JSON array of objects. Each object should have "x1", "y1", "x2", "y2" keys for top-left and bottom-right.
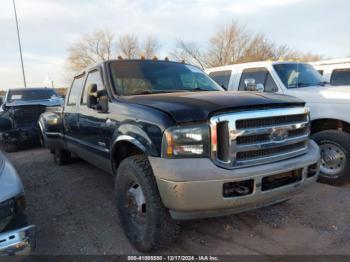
[
  {"x1": 0, "y1": 150, "x2": 36, "y2": 256},
  {"x1": 39, "y1": 59, "x2": 320, "y2": 251},
  {"x1": 0, "y1": 88, "x2": 64, "y2": 152},
  {"x1": 312, "y1": 58, "x2": 350, "y2": 86},
  {"x1": 206, "y1": 61, "x2": 350, "y2": 185}
]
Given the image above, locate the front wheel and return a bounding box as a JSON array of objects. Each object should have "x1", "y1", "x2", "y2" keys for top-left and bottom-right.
[
  {"x1": 312, "y1": 130, "x2": 350, "y2": 185},
  {"x1": 115, "y1": 155, "x2": 180, "y2": 252}
]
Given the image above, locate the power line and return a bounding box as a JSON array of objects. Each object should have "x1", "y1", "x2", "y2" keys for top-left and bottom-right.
[{"x1": 12, "y1": 0, "x2": 27, "y2": 88}]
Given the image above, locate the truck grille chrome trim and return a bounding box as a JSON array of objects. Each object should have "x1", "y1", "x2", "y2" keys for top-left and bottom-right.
[{"x1": 210, "y1": 107, "x2": 310, "y2": 169}]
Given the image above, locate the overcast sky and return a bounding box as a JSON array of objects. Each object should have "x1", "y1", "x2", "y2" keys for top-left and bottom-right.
[{"x1": 0, "y1": 0, "x2": 349, "y2": 89}]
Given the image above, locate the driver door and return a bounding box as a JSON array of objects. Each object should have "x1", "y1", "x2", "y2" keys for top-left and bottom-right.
[{"x1": 78, "y1": 69, "x2": 112, "y2": 161}]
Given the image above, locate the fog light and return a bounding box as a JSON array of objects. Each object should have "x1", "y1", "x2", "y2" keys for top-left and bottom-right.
[{"x1": 223, "y1": 180, "x2": 254, "y2": 198}]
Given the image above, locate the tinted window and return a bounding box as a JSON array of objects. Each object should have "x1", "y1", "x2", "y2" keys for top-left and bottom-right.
[
  {"x1": 274, "y1": 63, "x2": 323, "y2": 88},
  {"x1": 239, "y1": 68, "x2": 278, "y2": 92},
  {"x1": 82, "y1": 70, "x2": 104, "y2": 104},
  {"x1": 7, "y1": 89, "x2": 58, "y2": 102},
  {"x1": 109, "y1": 61, "x2": 222, "y2": 96},
  {"x1": 208, "y1": 70, "x2": 232, "y2": 90},
  {"x1": 67, "y1": 75, "x2": 85, "y2": 105},
  {"x1": 330, "y1": 69, "x2": 350, "y2": 86}
]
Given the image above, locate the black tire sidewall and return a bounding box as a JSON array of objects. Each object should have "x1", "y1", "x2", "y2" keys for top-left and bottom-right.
[{"x1": 115, "y1": 157, "x2": 159, "y2": 251}]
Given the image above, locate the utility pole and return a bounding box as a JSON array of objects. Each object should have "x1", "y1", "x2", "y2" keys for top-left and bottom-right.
[{"x1": 12, "y1": 0, "x2": 27, "y2": 88}]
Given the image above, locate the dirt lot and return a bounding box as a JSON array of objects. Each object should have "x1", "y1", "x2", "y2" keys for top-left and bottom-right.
[{"x1": 5, "y1": 148, "x2": 350, "y2": 255}]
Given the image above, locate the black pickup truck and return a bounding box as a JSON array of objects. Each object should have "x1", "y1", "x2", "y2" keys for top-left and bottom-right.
[
  {"x1": 0, "y1": 88, "x2": 63, "y2": 152},
  {"x1": 39, "y1": 59, "x2": 320, "y2": 251}
]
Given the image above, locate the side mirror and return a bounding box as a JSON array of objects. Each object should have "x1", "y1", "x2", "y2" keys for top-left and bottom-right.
[
  {"x1": 244, "y1": 78, "x2": 257, "y2": 91},
  {"x1": 87, "y1": 84, "x2": 98, "y2": 109},
  {"x1": 96, "y1": 90, "x2": 109, "y2": 113},
  {"x1": 244, "y1": 79, "x2": 265, "y2": 92}
]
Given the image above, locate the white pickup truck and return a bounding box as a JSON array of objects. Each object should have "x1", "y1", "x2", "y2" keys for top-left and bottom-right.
[
  {"x1": 206, "y1": 61, "x2": 350, "y2": 185},
  {"x1": 312, "y1": 58, "x2": 350, "y2": 86}
]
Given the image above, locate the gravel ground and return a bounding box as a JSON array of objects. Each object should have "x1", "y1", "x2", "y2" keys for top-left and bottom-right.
[{"x1": 5, "y1": 148, "x2": 350, "y2": 255}]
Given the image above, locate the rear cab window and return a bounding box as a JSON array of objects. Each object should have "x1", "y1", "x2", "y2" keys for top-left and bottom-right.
[
  {"x1": 239, "y1": 67, "x2": 278, "y2": 93},
  {"x1": 67, "y1": 75, "x2": 85, "y2": 106},
  {"x1": 330, "y1": 69, "x2": 350, "y2": 86},
  {"x1": 208, "y1": 70, "x2": 232, "y2": 90}
]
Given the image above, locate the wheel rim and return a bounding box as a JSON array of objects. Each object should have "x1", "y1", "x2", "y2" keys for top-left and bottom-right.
[
  {"x1": 125, "y1": 181, "x2": 147, "y2": 226},
  {"x1": 320, "y1": 142, "x2": 346, "y2": 176}
]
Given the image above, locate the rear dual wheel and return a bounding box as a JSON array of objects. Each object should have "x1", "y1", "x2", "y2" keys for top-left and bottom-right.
[{"x1": 53, "y1": 149, "x2": 71, "y2": 165}]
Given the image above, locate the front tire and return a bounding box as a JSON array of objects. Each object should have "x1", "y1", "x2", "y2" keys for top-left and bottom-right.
[
  {"x1": 53, "y1": 149, "x2": 71, "y2": 166},
  {"x1": 312, "y1": 130, "x2": 350, "y2": 185},
  {"x1": 115, "y1": 155, "x2": 180, "y2": 252}
]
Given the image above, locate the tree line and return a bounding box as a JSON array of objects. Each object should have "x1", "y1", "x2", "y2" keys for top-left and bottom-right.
[{"x1": 67, "y1": 21, "x2": 323, "y2": 72}]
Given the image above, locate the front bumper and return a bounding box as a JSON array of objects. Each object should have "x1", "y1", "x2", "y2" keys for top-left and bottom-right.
[
  {"x1": 1, "y1": 127, "x2": 39, "y2": 145},
  {"x1": 149, "y1": 140, "x2": 320, "y2": 220},
  {"x1": 0, "y1": 225, "x2": 36, "y2": 256}
]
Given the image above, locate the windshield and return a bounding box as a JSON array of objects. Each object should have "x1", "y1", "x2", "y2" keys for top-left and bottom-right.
[
  {"x1": 109, "y1": 61, "x2": 223, "y2": 96},
  {"x1": 273, "y1": 63, "x2": 324, "y2": 89},
  {"x1": 7, "y1": 89, "x2": 59, "y2": 102}
]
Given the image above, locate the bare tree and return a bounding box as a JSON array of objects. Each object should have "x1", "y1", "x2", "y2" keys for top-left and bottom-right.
[
  {"x1": 142, "y1": 36, "x2": 160, "y2": 58},
  {"x1": 171, "y1": 39, "x2": 207, "y2": 69},
  {"x1": 239, "y1": 34, "x2": 283, "y2": 63},
  {"x1": 172, "y1": 20, "x2": 323, "y2": 68},
  {"x1": 67, "y1": 30, "x2": 115, "y2": 72},
  {"x1": 207, "y1": 21, "x2": 250, "y2": 67},
  {"x1": 117, "y1": 34, "x2": 140, "y2": 59},
  {"x1": 282, "y1": 50, "x2": 323, "y2": 62}
]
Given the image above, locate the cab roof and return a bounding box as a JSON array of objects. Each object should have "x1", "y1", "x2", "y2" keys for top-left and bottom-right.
[
  {"x1": 205, "y1": 61, "x2": 309, "y2": 72},
  {"x1": 74, "y1": 59, "x2": 189, "y2": 78}
]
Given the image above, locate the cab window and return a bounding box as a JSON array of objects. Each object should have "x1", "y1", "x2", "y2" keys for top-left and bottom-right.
[
  {"x1": 82, "y1": 70, "x2": 104, "y2": 105},
  {"x1": 208, "y1": 70, "x2": 232, "y2": 90},
  {"x1": 239, "y1": 68, "x2": 278, "y2": 93},
  {"x1": 330, "y1": 69, "x2": 350, "y2": 86},
  {"x1": 67, "y1": 75, "x2": 85, "y2": 105}
]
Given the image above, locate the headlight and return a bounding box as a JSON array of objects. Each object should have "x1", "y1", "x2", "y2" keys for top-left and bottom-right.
[{"x1": 162, "y1": 125, "x2": 210, "y2": 158}]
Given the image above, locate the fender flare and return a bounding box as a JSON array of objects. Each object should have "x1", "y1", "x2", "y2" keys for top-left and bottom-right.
[{"x1": 111, "y1": 135, "x2": 148, "y2": 154}]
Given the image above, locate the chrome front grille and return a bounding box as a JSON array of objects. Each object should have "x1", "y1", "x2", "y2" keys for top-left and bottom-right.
[{"x1": 210, "y1": 107, "x2": 310, "y2": 169}]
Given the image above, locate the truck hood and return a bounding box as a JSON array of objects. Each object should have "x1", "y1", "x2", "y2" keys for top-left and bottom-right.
[
  {"x1": 286, "y1": 85, "x2": 350, "y2": 104},
  {"x1": 4, "y1": 97, "x2": 64, "y2": 108},
  {"x1": 123, "y1": 91, "x2": 305, "y2": 123}
]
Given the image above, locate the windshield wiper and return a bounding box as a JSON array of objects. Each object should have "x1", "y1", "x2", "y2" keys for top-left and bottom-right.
[
  {"x1": 296, "y1": 83, "x2": 314, "y2": 87},
  {"x1": 129, "y1": 90, "x2": 184, "y2": 96},
  {"x1": 190, "y1": 87, "x2": 212, "y2": 92},
  {"x1": 318, "y1": 81, "x2": 329, "y2": 86}
]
